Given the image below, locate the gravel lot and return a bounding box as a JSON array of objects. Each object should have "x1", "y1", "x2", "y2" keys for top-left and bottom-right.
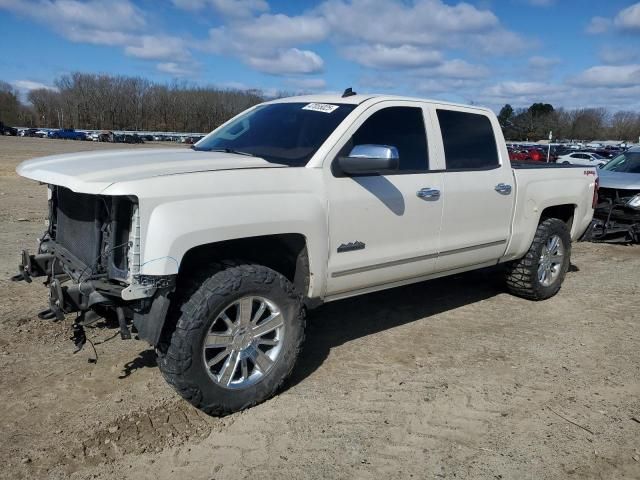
[{"x1": 0, "y1": 136, "x2": 639, "y2": 480}]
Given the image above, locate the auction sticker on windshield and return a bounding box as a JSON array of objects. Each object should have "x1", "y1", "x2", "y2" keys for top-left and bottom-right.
[{"x1": 302, "y1": 103, "x2": 340, "y2": 113}]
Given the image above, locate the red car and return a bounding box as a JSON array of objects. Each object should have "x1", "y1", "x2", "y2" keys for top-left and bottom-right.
[{"x1": 508, "y1": 147, "x2": 555, "y2": 163}]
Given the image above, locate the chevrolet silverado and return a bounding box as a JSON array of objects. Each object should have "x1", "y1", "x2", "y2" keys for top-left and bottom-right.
[{"x1": 12, "y1": 93, "x2": 598, "y2": 415}]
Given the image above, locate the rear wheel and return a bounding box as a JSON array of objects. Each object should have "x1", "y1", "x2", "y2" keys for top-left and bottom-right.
[
  {"x1": 158, "y1": 262, "x2": 305, "y2": 416},
  {"x1": 505, "y1": 218, "x2": 571, "y2": 300}
]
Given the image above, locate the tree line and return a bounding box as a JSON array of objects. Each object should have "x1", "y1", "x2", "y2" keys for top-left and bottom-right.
[
  {"x1": 1, "y1": 73, "x2": 267, "y2": 133},
  {"x1": 1, "y1": 72, "x2": 640, "y2": 140},
  {"x1": 498, "y1": 103, "x2": 640, "y2": 142}
]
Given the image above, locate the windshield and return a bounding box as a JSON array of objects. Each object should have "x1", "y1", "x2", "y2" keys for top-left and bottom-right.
[
  {"x1": 194, "y1": 102, "x2": 356, "y2": 166},
  {"x1": 592, "y1": 153, "x2": 604, "y2": 159},
  {"x1": 602, "y1": 151, "x2": 640, "y2": 173}
]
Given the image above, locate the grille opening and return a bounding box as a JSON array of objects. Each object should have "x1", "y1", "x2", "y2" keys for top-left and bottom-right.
[
  {"x1": 112, "y1": 198, "x2": 132, "y2": 272},
  {"x1": 54, "y1": 187, "x2": 105, "y2": 267}
]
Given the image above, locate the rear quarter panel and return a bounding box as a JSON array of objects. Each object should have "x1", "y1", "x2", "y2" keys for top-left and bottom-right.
[{"x1": 503, "y1": 167, "x2": 596, "y2": 261}]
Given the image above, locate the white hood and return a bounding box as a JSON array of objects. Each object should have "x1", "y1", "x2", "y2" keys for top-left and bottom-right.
[{"x1": 16, "y1": 148, "x2": 286, "y2": 194}]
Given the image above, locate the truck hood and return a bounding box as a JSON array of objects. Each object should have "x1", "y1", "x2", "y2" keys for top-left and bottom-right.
[
  {"x1": 598, "y1": 170, "x2": 640, "y2": 190},
  {"x1": 16, "y1": 148, "x2": 286, "y2": 194}
]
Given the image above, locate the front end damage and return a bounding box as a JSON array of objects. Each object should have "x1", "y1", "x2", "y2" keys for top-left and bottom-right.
[
  {"x1": 583, "y1": 187, "x2": 640, "y2": 243},
  {"x1": 11, "y1": 185, "x2": 174, "y2": 349}
]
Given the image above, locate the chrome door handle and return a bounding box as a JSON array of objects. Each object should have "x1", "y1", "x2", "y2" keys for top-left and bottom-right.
[
  {"x1": 417, "y1": 188, "x2": 440, "y2": 200},
  {"x1": 495, "y1": 183, "x2": 512, "y2": 195}
]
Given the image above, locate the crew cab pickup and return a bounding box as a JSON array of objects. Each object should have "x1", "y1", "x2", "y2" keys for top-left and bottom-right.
[{"x1": 12, "y1": 93, "x2": 597, "y2": 415}]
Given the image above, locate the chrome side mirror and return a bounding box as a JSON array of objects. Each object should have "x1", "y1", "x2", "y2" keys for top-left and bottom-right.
[{"x1": 338, "y1": 144, "x2": 400, "y2": 175}]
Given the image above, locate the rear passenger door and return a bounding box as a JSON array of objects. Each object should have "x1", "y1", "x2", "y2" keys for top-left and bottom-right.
[{"x1": 431, "y1": 107, "x2": 513, "y2": 272}]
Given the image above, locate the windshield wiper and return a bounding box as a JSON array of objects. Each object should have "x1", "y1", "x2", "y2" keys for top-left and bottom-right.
[{"x1": 204, "y1": 147, "x2": 255, "y2": 157}]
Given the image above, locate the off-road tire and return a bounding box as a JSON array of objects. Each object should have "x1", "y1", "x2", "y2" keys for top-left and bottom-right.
[
  {"x1": 158, "y1": 261, "x2": 305, "y2": 416},
  {"x1": 505, "y1": 218, "x2": 571, "y2": 300}
]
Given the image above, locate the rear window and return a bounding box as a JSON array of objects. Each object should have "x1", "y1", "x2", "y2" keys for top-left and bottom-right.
[{"x1": 436, "y1": 110, "x2": 499, "y2": 170}]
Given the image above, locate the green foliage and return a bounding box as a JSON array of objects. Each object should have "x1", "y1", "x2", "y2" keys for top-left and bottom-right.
[{"x1": 498, "y1": 104, "x2": 514, "y2": 128}]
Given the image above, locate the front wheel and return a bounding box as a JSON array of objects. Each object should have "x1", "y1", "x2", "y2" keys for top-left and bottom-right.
[
  {"x1": 158, "y1": 262, "x2": 305, "y2": 416},
  {"x1": 505, "y1": 218, "x2": 571, "y2": 300}
]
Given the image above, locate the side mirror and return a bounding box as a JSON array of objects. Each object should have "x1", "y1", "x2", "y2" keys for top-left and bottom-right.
[{"x1": 337, "y1": 144, "x2": 400, "y2": 175}]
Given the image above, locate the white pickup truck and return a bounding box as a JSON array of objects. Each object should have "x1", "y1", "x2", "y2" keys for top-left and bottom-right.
[{"x1": 13, "y1": 93, "x2": 598, "y2": 415}]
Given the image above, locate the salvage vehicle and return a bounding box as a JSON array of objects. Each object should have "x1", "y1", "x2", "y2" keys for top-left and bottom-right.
[
  {"x1": 12, "y1": 92, "x2": 598, "y2": 415},
  {"x1": 586, "y1": 146, "x2": 640, "y2": 243}
]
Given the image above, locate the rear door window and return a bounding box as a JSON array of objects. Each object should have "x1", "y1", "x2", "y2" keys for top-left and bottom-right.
[{"x1": 436, "y1": 109, "x2": 499, "y2": 170}]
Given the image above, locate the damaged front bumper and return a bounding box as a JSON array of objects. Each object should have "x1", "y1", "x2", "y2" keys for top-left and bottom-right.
[
  {"x1": 11, "y1": 246, "x2": 176, "y2": 346},
  {"x1": 581, "y1": 201, "x2": 640, "y2": 244}
]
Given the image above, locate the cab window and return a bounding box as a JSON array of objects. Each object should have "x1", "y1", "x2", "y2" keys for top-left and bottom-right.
[
  {"x1": 437, "y1": 109, "x2": 499, "y2": 170},
  {"x1": 343, "y1": 106, "x2": 429, "y2": 171}
]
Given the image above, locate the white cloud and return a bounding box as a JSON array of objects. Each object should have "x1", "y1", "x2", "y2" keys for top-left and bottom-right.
[
  {"x1": 12, "y1": 80, "x2": 58, "y2": 91},
  {"x1": 587, "y1": 4, "x2": 640, "y2": 35},
  {"x1": 246, "y1": 48, "x2": 324, "y2": 75},
  {"x1": 199, "y1": 0, "x2": 525, "y2": 77},
  {"x1": 484, "y1": 81, "x2": 566, "y2": 99},
  {"x1": 586, "y1": 16, "x2": 611, "y2": 34},
  {"x1": 614, "y1": 2, "x2": 640, "y2": 31},
  {"x1": 343, "y1": 44, "x2": 443, "y2": 69},
  {"x1": 156, "y1": 62, "x2": 194, "y2": 76},
  {"x1": 0, "y1": 0, "x2": 145, "y2": 33},
  {"x1": 205, "y1": 12, "x2": 328, "y2": 76},
  {"x1": 125, "y1": 35, "x2": 188, "y2": 60},
  {"x1": 598, "y1": 46, "x2": 639, "y2": 65},
  {"x1": 319, "y1": 0, "x2": 526, "y2": 54},
  {"x1": 528, "y1": 56, "x2": 560, "y2": 69},
  {"x1": 171, "y1": 0, "x2": 268, "y2": 17},
  {"x1": 285, "y1": 77, "x2": 327, "y2": 91},
  {"x1": 570, "y1": 64, "x2": 640, "y2": 88},
  {"x1": 229, "y1": 14, "x2": 328, "y2": 48},
  {"x1": 318, "y1": 0, "x2": 501, "y2": 47},
  {"x1": 431, "y1": 59, "x2": 489, "y2": 79}
]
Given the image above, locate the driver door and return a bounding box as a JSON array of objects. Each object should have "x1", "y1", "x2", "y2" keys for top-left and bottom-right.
[{"x1": 324, "y1": 102, "x2": 444, "y2": 297}]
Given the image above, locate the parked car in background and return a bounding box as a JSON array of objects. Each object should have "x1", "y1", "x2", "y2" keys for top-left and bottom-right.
[
  {"x1": 184, "y1": 135, "x2": 204, "y2": 144},
  {"x1": 0, "y1": 122, "x2": 18, "y2": 136},
  {"x1": 586, "y1": 146, "x2": 640, "y2": 243},
  {"x1": 508, "y1": 146, "x2": 552, "y2": 162},
  {"x1": 20, "y1": 128, "x2": 40, "y2": 137},
  {"x1": 48, "y1": 128, "x2": 86, "y2": 140},
  {"x1": 558, "y1": 151, "x2": 607, "y2": 167}
]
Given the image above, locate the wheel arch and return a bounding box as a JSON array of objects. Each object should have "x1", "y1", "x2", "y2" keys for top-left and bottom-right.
[
  {"x1": 539, "y1": 204, "x2": 576, "y2": 230},
  {"x1": 178, "y1": 233, "x2": 311, "y2": 298}
]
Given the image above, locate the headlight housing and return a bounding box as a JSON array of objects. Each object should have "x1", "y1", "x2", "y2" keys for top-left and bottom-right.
[{"x1": 627, "y1": 194, "x2": 640, "y2": 210}]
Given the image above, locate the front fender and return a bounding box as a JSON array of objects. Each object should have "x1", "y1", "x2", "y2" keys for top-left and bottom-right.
[{"x1": 138, "y1": 193, "x2": 328, "y2": 297}]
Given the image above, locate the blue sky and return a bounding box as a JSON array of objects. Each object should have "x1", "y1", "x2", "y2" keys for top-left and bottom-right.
[{"x1": 1, "y1": 0, "x2": 640, "y2": 112}]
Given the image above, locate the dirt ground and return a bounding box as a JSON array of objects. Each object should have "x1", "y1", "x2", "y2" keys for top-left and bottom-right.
[{"x1": 0, "y1": 135, "x2": 639, "y2": 480}]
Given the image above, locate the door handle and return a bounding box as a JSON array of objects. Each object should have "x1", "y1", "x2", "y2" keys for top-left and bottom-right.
[
  {"x1": 495, "y1": 183, "x2": 512, "y2": 195},
  {"x1": 417, "y1": 188, "x2": 440, "y2": 200}
]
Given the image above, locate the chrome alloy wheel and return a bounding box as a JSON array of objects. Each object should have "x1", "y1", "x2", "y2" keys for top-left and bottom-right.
[
  {"x1": 202, "y1": 296, "x2": 285, "y2": 389},
  {"x1": 538, "y1": 234, "x2": 564, "y2": 287}
]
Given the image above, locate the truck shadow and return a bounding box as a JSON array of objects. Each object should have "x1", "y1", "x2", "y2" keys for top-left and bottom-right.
[
  {"x1": 285, "y1": 266, "x2": 506, "y2": 390},
  {"x1": 287, "y1": 262, "x2": 581, "y2": 390}
]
